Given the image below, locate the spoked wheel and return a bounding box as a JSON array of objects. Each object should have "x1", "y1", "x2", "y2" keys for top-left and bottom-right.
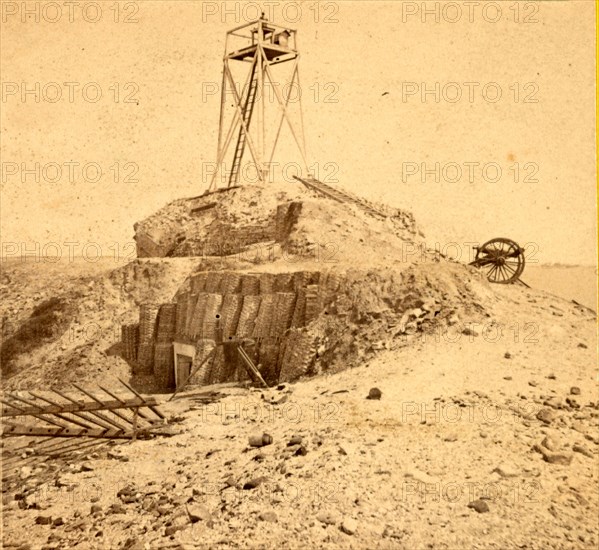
[{"x1": 470, "y1": 237, "x2": 525, "y2": 284}]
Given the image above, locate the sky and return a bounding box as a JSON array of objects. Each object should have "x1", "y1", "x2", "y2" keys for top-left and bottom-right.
[{"x1": 1, "y1": 0, "x2": 596, "y2": 265}]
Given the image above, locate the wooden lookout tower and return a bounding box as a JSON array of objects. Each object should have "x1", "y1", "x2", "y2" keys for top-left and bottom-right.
[{"x1": 208, "y1": 16, "x2": 310, "y2": 190}]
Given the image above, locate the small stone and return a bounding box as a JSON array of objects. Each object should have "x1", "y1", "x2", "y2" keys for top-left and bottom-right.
[
  {"x1": 528, "y1": 380, "x2": 537, "y2": 387},
  {"x1": 164, "y1": 525, "x2": 182, "y2": 536},
  {"x1": 493, "y1": 463, "x2": 519, "y2": 478},
  {"x1": 573, "y1": 444, "x2": 593, "y2": 458},
  {"x1": 503, "y1": 376, "x2": 512, "y2": 381},
  {"x1": 186, "y1": 503, "x2": 212, "y2": 525},
  {"x1": 288, "y1": 435, "x2": 303, "y2": 446},
  {"x1": 566, "y1": 397, "x2": 580, "y2": 409},
  {"x1": 547, "y1": 373, "x2": 556, "y2": 380},
  {"x1": 90, "y1": 504, "x2": 103, "y2": 514},
  {"x1": 52, "y1": 517, "x2": 64, "y2": 526},
  {"x1": 461, "y1": 326, "x2": 479, "y2": 337},
  {"x1": 243, "y1": 476, "x2": 268, "y2": 490},
  {"x1": 542, "y1": 435, "x2": 561, "y2": 452},
  {"x1": 248, "y1": 433, "x2": 273, "y2": 447},
  {"x1": 504, "y1": 352, "x2": 512, "y2": 359},
  {"x1": 543, "y1": 397, "x2": 564, "y2": 410},
  {"x1": 534, "y1": 444, "x2": 573, "y2": 465},
  {"x1": 467, "y1": 499, "x2": 489, "y2": 513},
  {"x1": 578, "y1": 342, "x2": 588, "y2": 348},
  {"x1": 224, "y1": 475, "x2": 236, "y2": 488},
  {"x1": 536, "y1": 408, "x2": 557, "y2": 425},
  {"x1": 341, "y1": 517, "x2": 357, "y2": 535},
  {"x1": 570, "y1": 387, "x2": 581, "y2": 396},
  {"x1": 19, "y1": 466, "x2": 33, "y2": 479},
  {"x1": 108, "y1": 503, "x2": 126, "y2": 514},
  {"x1": 35, "y1": 515, "x2": 53, "y2": 525},
  {"x1": 258, "y1": 511, "x2": 278, "y2": 522},
  {"x1": 316, "y1": 511, "x2": 338, "y2": 525},
  {"x1": 294, "y1": 445, "x2": 308, "y2": 456},
  {"x1": 366, "y1": 388, "x2": 382, "y2": 400},
  {"x1": 543, "y1": 452, "x2": 573, "y2": 465}
]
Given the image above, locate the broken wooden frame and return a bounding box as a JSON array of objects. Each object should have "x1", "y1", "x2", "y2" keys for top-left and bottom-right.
[{"x1": 1, "y1": 379, "x2": 165, "y2": 440}]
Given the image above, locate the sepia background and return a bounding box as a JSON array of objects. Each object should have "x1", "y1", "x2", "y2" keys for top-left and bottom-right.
[{"x1": 1, "y1": 1, "x2": 596, "y2": 267}]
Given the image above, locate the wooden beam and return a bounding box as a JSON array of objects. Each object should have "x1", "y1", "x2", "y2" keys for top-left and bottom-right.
[
  {"x1": 260, "y1": 45, "x2": 309, "y2": 170},
  {"x1": 0, "y1": 425, "x2": 148, "y2": 439},
  {"x1": 237, "y1": 344, "x2": 268, "y2": 388},
  {"x1": 1, "y1": 396, "x2": 161, "y2": 418}
]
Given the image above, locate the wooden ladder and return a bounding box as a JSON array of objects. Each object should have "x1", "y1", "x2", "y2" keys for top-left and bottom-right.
[
  {"x1": 293, "y1": 176, "x2": 389, "y2": 219},
  {"x1": 228, "y1": 59, "x2": 259, "y2": 187}
]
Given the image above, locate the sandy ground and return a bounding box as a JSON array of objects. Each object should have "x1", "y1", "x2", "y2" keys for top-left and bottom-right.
[{"x1": 2, "y1": 277, "x2": 597, "y2": 549}]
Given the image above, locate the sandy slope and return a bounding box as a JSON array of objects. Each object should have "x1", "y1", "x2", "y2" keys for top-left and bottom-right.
[{"x1": 2, "y1": 281, "x2": 597, "y2": 550}]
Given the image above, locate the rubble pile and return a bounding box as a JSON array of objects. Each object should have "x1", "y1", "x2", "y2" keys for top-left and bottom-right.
[{"x1": 133, "y1": 182, "x2": 421, "y2": 260}]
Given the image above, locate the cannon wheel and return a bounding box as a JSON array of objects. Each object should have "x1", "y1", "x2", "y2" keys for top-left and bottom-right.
[{"x1": 471, "y1": 238, "x2": 525, "y2": 284}]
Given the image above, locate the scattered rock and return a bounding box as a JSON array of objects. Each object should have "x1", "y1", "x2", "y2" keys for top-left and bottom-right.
[
  {"x1": 366, "y1": 387, "x2": 382, "y2": 400},
  {"x1": 570, "y1": 387, "x2": 581, "y2": 396},
  {"x1": 317, "y1": 511, "x2": 338, "y2": 525},
  {"x1": 35, "y1": 515, "x2": 52, "y2": 525},
  {"x1": 534, "y1": 444, "x2": 573, "y2": 465},
  {"x1": 248, "y1": 433, "x2": 273, "y2": 447},
  {"x1": 543, "y1": 397, "x2": 564, "y2": 410},
  {"x1": 541, "y1": 435, "x2": 561, "y2": 452},
  {"x1": 258, "y1": 510, "x2": 278, "y2": 522},
  {"x1": 468, "y1": 499, "x2": 489, "y2": 513},
  {"x1": 19, "y1": 466, "x2": 33, "y2": 479},
  {"x1": 536, "y1": 409, "x2": 557, "y2": 425},
  {"x1": 337, "y1": 442, "x2": 355, "y2": 456},
  {"x1": 243, "y1": 476, "x2": 268, "y2": 490},
  {"x1": 288, "y1": 435, "x2": 303, "y2": 446},
  {"x1": 186, "y1": 503, "x2": 213, "y2": 525},
  {"x1": 341, "y1": 517, "x2": 358, "y2": 535},
  {"x1": 461, "y1": 326, "x2": 479, "y2": 337},
  {"x1": 108, "y1": 503, "x2": 126, "y2": 514},
  {"x1": 573, "y1": 444, "x2": 593, "y2": 458},
  {"x1": 493, "y1": 463, "x2": 519, "y2": 478},
  {"x1": 294, "y1": 445, "x2": 308, "y2": 456}
]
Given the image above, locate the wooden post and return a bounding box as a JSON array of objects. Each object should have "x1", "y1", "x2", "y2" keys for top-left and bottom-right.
[{"x1": 132, "y1": 408, "x2": 139, "y2": 441}]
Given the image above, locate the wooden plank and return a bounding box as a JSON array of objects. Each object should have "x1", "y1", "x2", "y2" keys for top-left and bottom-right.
[
  {"x1": 1, "y1": 396, "x2": 161, "y2": 418},
  {"x1": 118, "y1": 379, "x2": 166, "y2": 420},
  {"x1": 237, "y1": 345, "x2": 268, "y2": 388},
  {"x1": 0, "y1": 425, "x2": 147, "y2": 439},
  {"x1": 47, "y1": 390, "x2": 131, "y2": 432},
  {"x1": 0, "y1": 398, "x2": 71, "y2": 428},
  {"x1": 72, "y1": 384, "x2": 150, "y2": 429},
  {"x1": 97, "y1": 385, "x2": 155, "y2": 424},
  {"x1": 28, "y1": 392, "x2": 119, "y2": 432}
]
